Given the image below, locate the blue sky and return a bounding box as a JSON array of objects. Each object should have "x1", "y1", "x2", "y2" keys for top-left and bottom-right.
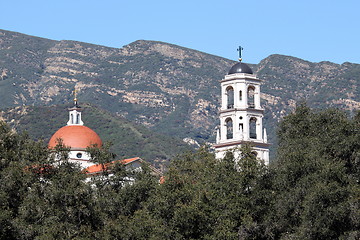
[{"x1": 1, "y1": 0, "x2": 359, "y2": 64}]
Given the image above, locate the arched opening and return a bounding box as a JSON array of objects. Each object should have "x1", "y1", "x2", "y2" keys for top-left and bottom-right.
[
  {"x1": 239, "y1": 123, "x2": 244, "y2": 138},
  {"x1": 70, "y1": 113, "x2": 74, "y2": 124},
  {"x1": 239, "y1": 123, "x2": 243, "y2": 132},
  {"x1": 239, "y1": 116, "x2": 244, "y2": 137},
  {"x1": 239, "y1": 90, "x2": 242, "y2": 101},
  {"x1": 249, "y1": 117, "x2": 257, "y2": 139},
  {"x1": 226, "y1": 118, "x2": 233, "y2": 139},
  {"x1": 226, "y1": 86, "x2": 234, "y2": 109},
  {"x1": 247, "y1": 86, "x2": 255, "y2": 108},
  {"x1": 76, "y1": 113, "x2": 80, "y2": 124}
]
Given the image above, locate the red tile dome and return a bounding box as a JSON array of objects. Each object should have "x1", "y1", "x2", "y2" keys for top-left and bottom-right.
[{"x1": 48, "y1": 125, "x2": 102, "y2": 149}]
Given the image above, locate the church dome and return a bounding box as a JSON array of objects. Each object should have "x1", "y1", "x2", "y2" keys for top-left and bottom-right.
[
  {"x1": 48, "y1": 125, "x2": 102, "y2": 149},
  {"x1": 228, "y1": 62, "x2": 253, "y2": 74}
]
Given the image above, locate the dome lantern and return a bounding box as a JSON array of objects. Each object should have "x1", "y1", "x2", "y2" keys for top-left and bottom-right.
[{"x1": 67, "y1": 88, "x2": 84, "y2": 126}]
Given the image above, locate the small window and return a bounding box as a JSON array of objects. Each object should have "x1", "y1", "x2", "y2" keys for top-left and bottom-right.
[
  {"x1": 76, "y1": 153, "x2": 82, "y2": 158},
  {"x1": 248, "y1": 86, "x2": 255, "y2": 108},
  {"x1": 76, "y1": 114, "x2": 80, "y2": 124},
  {"x1": 226, "y1": 86, "x2": 234, "y2": 109},
  {"x1": 226, "y1": 118, "x2": 233, "y2": 139},
  {"x1": 250, "y1": 117, "x2": 257, "y2": 139}
]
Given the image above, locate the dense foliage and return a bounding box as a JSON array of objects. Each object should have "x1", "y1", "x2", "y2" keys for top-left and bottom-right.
[{"x1": 0, "y1": 104, "x2": 359, "y2": 239}]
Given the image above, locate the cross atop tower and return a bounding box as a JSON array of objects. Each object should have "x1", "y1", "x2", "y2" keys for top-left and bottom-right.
[{"x1": 237, "y1": 46, "x2": 244, "y2": 62}]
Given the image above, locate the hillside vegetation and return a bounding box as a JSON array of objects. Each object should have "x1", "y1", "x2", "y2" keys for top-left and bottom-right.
[
  {"x1": 0, "y1": 104, "x2": 191, "y2": 166},
  {"x1": 1, "y1": 29, "x2": 360, "y2": 157}
]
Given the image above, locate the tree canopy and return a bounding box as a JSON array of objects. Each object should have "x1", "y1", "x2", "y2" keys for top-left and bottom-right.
[{"x1": 0, "y1": 103, "x2": 359, "y2": 239}]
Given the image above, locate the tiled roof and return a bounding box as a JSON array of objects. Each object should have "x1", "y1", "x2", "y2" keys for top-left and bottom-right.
[
  {"x1": 84, "y1": 157, "x2": 141, "y2": 175},
  {"x1": 48, "y1": 125, "x2": 102, "y2": 149}
]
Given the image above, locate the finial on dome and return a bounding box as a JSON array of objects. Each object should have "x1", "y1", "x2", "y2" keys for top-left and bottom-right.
[
  {"x1": 72, "y1": 87, "x2": 79, "y2": 107},
  {"x1": 237, "y1": 46, "x2": 243, "y2": 62}
]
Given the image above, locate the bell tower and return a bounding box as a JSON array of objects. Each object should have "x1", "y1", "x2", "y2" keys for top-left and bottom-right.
[{"x1": 214, "y1": 53, "x2": 270, "y2": 164}]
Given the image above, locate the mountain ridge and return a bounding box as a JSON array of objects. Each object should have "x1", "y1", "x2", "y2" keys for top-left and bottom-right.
[{"x1": 1, "y1": 28, "x2": 360, "y2": 159}]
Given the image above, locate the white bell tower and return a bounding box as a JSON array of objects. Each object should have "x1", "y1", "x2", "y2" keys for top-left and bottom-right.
[{"x1": 214, "y1": 56, "x2": 270, "y2": 165}]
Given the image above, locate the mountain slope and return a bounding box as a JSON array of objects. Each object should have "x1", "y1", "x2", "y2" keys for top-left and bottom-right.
[
  {"x1": 1, "y1": 29, "x2": 360, "y2": 157},
  {"x1": 0, "y1": 104, "x2": 191, "y2": 167}
]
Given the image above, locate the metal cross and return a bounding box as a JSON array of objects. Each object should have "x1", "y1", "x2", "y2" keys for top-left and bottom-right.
[{"x1": 237, "y1": 46, "x2": 244, "y2": 61}]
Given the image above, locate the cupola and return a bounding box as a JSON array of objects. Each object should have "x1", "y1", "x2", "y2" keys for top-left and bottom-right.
[{"x1": 228, "y1": 61, "x2": 253, "y2": 74}]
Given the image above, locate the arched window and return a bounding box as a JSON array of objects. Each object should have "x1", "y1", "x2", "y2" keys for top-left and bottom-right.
[
  {"x1": 226, "y1": 86, "x2": 234, "y2": 109},
  {"x1": 70, "y1": 113, "x2": 74, "y2": 124},
  {"x1": 226, "y1": 118, "x2": 233, "y2": 139},
  {"x1": 239, "y1": 90, "x2": 242, "y2": 101},
  {"x1": 249, "y1": 117, "x2": 257, "y2": 139},
  {"x1": 248, "y1": 86, "x2": 255, "y2": 108},
  {"x1": 76, "y1": 113, "x2": 80, "y2": 124}
]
